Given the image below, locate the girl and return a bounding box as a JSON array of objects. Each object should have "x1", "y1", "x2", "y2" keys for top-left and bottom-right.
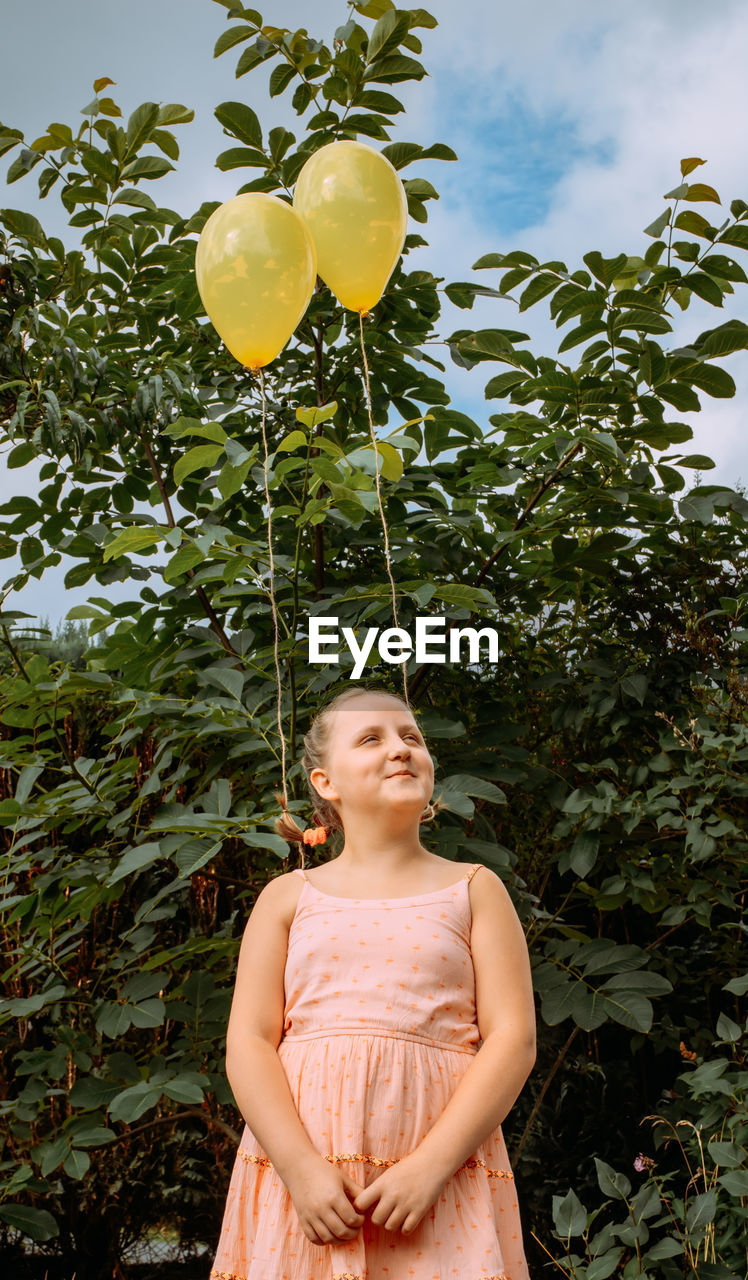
[{"x1": 209, "y1": 685, "x2": 536, "y2": 1280}]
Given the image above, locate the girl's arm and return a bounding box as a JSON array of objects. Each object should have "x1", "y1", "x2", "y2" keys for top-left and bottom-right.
[
  {"x1": 224, "y1": 875, "x2": 321, "y2": 1190},
  {"x1": 407, "y1": 867, "x2": 537, "y2": 1180}
]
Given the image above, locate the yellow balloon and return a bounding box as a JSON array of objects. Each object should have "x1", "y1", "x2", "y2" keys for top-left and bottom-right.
[
  {"x1": 293, "y1": 140, "x2": 408, "y2": 313},
  {"x1": 195, "y1": 193, "x2": 317, "y2": 369}
]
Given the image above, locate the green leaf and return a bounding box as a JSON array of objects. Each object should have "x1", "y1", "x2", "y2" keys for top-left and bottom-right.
[
  {"x1": 107, "y1": 841, "x2": 163, "y2": 886},
  {"x1": 214, "y1": 101, "x2": 263, "y2": 147},
  {"x1": 552, "y1": 1187, "x2": 587, "y2": 1237},
  {"x1": 557, "y1": 317, "x2": 606, "y2": 353},
  {"x1": 173, "y1": 443, "x2": 225, "y2": 486},
  {"x1": 352, "y1": 0, "x2": 395, "y2": 19},
  {"x1": 235, "y1": 41, "x2": 275, "y2": 78},
  {"x1": 718, "y1": 1168, "x2": 748, "y2": 1196},
  {"x1": 644, "y1": 209, "x2": 670, "y2": 239},
  {"x1": 684, "y1": 272, "x2": 723, "y2": 306},
  {"x1": 403, "y1": 177, "x2": 438, "y2": 200},
  {"x1": 420, "y1": 142, "x2": 457, "y2": 162},
  {"x1": 518, "y1": 272, "x2": 560, "y2": 310},
  {"x1": 718, "y1": 224, "x2": 748, "y2": 250},
  {"x1": 40, "y1": 1135, "x2": 70, "y2": 1176},
  {"x1": 296, "y1": 402, "x2": 338, "y2": 427},
  {"x1": 658, "y1": 382, "x2": 701, "y2": 412},
  {"x1": 406, "y1": 8, "x2": 438, "y2": 28},
  {"x1": 4, "y1": 985, "x2": 68, "y2": 1017},
  {"x1": 686, "y1": 1189, "x2": 716, "y2": 1231},
  {"x1": 595, "y1": 1158, "x2": 631, "y2": 1200},
  {"x1": 656, "y1": 464, "x2": 685, "y2": 492},
  {"x1": 697, "y1": 319, "x2": 748, "y2": 358},
  {"x1": 723, "y1": 972, "x2": 748, "y2": 996},
  {"x1": 620, "y1": 672, "x2": 648, "y2": 704},
  {"x1": 157, "y1": 103, "x2": 195, "y2": 126},
  {"x1": 685, "y1": 182, "x2": 721, "y2": 205},
  {"x1": 367, "y1": 10, "x2": 410, "y2": 62},
  {"x1": 685, "y1": 362, "x2": 735, "y2": 398},
  {"x1": 380, "y1": 141, "x2": 422, "y2": 169},
  {"x1": 569, "y1": 832, "x2": 599, "y2": 878},
  {"x1": 0, "y1": 1204, "x2": 59, "y2": 1241},
  {"x1": 292, "y1": 83, "x2": 312, "y2": 114},
  {"x1": 583, "y1": 251, "x2": 628, "y2": 286},
  {"x1": 439, "y1": 773, "x2": 506, "y2": 804},
  {"x1": 7, "y1": 440, "x2": 37, "y2": 468},
  {"x1": 484, "y1": 371, "x2": 529, "y2": 399},
  {"x1": 6, "y1": 147, "x2": 42, "y2": 183},
  {"x1": 673, "y1": 209, "x2": 714, "y2": 239},
  {"x1": 675, "y1": 454, "x2": 716, "y2": 469},
  {"x1": 164, "y1": 537, "x2": 198, "y2": 573},
  {"x1": 63, "y1": 1149, "x2": 91, "y2": 1180},
  {"x1": 163, "y1": 417, "x2": 228, "y2": 444},
  {"x1": 125, "y1": 102, "x2": 160, "y2": 155},
  {"x1": 349, "y1": 441, "x2": 402, "y2": 482},
  {"x1": 216, "y1": 145, "x2": 267, "y2": 171},
  {"x1": 102, "y1": 525, "x2": 164, "y2": 563},
  {"x1": 680, "y1": 156, "x2": 706, "y2": 177},
  {"x1": 715, "y1": 1012, "x2": 741, "y2": 1042},
  {"x1": 130, "y1": 998, "x2": 165, "y2": 1028},
  {"x1": 214, "y1": 23, "x2": 257, "y2": 57},
  {"x1": 121, "y1": 155, "x2": 174, "y2": 181},
  {"x1": 203, "y1": 665, "x2": 245, "y2": 701},
  {"x1": 163, "y1": 1076, "x2": 205, "y2": 1104},
  {"x1": 1, "y1": 208, "x2": 47, "y2": 246},
  {"x1": 151, "y1": 128, "x2": 179, "y2": 160},
  {"x1": 645, "y1": 1238, "x2": 684, "y2": 1260},
  {"x1": 278, "y1": 429, "x2": 308, "y2": 452},
  {"x1": 364, "y1": 53, "x2": 426, "y2": 83},
  {"x1": 0, "y1": 128, "x2": 24, "y2": 160},
  {"x1": 679, "y1": 494, "x2": 714, "y2": 524},
  {"x1": 108, "y1": 1082, "x2": 163, "y2": 1124},
  {"x1": 357, "y1": 89, "x2": 405, "y2": 113},
  {"x1": 269, "y1": 65, "x2": 296, "y2": 99},
  {"x1": 217, "y1": 458, "x2": 252, "y2": 501}
]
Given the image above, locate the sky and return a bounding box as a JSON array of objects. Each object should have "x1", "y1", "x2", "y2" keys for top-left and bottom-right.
[{"x1": 2, "y1": 0, "x2": 748, "y2": 631}]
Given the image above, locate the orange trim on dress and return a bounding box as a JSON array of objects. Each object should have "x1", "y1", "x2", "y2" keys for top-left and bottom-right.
[
  {"x1": 236, "y1": 1147, "x2": 514, "y2": 1179},
  {"x1": 212, "y1": 1271, "x2": 510, "y2": 1280}
]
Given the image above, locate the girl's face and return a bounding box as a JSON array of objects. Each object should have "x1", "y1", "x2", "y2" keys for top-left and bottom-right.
[{"x1": 310, "y1": 695, "x2": 435, "y2": 826}]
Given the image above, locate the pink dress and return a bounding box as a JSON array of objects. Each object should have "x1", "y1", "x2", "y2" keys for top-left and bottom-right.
[{"x1": 209, "y1": 863, "x2": 531, "y2": 1280}]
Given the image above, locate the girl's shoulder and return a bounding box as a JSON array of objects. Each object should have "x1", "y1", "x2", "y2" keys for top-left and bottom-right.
[{"x1": 253, "y1": 869, "x2": 307, "y2": 931}]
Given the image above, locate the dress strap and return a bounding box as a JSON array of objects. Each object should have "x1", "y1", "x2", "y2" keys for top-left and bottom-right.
[
  {"x1": 293, "y1": 867, "x2": 309, "y2": 881},
  {"x1": 463, "y1": 864, "x2": 483, "y2": 885}
]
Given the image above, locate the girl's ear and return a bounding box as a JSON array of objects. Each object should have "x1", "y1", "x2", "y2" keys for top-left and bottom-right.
[{"x1": 310, "y1": 766, "x2": 338, "y2": 801}]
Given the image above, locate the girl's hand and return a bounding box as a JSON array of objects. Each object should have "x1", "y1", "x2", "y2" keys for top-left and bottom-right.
[
  {"x1": 352, "y1": 1152, "x2": 448, "y2": 1235},
  {"x1": 286, "y1": 1155, "x2": 365, "y2": 1246}
]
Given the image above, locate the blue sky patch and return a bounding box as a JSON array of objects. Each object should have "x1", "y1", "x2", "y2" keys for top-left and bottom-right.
[{"x1": 433, "y1": 84, "x2": 614, "y2": 235}]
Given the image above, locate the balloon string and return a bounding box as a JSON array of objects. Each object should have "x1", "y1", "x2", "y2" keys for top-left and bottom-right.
[
  {"x1": 257, "y1": 365, "x2": 289, "y2": 806},
  {"x1": 358, "y1": 309, "x2": 410, "y2": 708}
]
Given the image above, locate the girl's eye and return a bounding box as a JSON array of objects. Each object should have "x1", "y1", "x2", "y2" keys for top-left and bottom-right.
[
  {"x1": 361, "y1": 733, "x2": 421, "y2": 744},
  {"x1": 362, "y1": 733, "x2": 421, "y2": 743}
]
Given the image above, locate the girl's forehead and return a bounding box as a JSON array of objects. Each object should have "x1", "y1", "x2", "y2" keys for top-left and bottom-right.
[{"x1": 331, "y1": 698, "x2": 420, "y2": 734}]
